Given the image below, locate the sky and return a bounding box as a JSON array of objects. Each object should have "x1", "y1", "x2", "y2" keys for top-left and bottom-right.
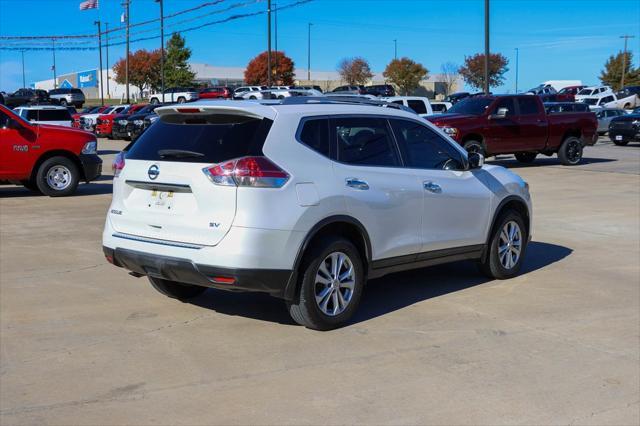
[{"x1": 0, "y1": 0, "x2": 639, "y2": 92}]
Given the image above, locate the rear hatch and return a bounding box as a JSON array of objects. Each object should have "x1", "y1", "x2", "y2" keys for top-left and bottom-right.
[{"x1": 110, "y1": 105, "x2": 274, "y2": 246}]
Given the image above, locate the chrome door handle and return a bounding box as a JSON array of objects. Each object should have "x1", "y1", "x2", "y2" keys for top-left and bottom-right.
[
  {"x1": 423, "y1": 181, "x2": 442, "y2": 194},
  {"x1": 346, "y1": 178, "x2": 369, "y2": 190}
]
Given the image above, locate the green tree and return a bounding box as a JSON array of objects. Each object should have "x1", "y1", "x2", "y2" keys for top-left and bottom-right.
[
  {"x1": 164, "y1": 33, "x2": 195, "y2": 88},
  {"x1": 383, "y1": 57, "x2": 428, "y2": 95},
  {"x1": 458, "y1": 52, "x2": 509, "y2": 91},
  {"x1": 600, "y1": 51, "x2": 640, "y2": 91}
]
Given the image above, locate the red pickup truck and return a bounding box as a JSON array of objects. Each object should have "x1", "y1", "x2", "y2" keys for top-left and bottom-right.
[
  {"x1": 0, "y1": 105, "x2": 102, "y2": 196},
  {"x1": 428, "y1": 95, "x2": 598, "y2": 165}
]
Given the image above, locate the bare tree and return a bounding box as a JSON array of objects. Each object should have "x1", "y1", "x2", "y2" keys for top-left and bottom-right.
[
  {"x1": 337, "y1": 57, "x2": 373, "y2": 85},
  {"x1": 440, "y1": 62, "x2": 459, "y2": 95}
]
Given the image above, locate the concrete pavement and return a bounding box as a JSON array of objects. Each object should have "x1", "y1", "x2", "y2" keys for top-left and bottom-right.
[{"x1": 1, "y1": 139, "x2": 638, "y2": 425}]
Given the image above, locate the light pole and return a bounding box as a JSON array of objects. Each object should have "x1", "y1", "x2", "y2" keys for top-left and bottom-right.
[
  {"x1": 123, "y1": 0, "x2": 131, "y2": 103},
  {"x1": 21, "y1": 50, "x2": 25, "y2": 88},
  {"x1": 393, "y1": 39, "x2": 397, "y2": 60},
  {"x1": 514, "y1": 47, "x2": 519, "y2": 93},
  {"x1": 307, "y1": 23, "x2": 312, "y2": 81},
  {"x1": 156, "y1": 0, "x2": 165, "y2": 102},
  {"x1": 52, "y1": 38, "x2": 57, "y2": 88},
  {"x1": 267, "y1": 0, "x2": 272, "y2": 87},
  {"x1": 484, "y1": 0, "x2": 490, "y2": 95},
  {"x1": 95, "y1": 20, "x2": 104, "y2": 106},
  {"x1": 105, "y1": 22, "x2": 110, "y2": 98},
  {"x1": 620, "y1": 35, "x2": 635, "y2": 89},
  {"x1": 274, "y1": 2, "x2": 278, "y2": 83}
]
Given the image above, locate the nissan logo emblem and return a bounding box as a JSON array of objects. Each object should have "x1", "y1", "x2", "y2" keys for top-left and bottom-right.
[{"x1": 148, "y1": 165, "x2": 160, "y2": 180}]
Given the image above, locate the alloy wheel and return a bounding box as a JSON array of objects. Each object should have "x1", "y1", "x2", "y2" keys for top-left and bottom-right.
[
  {"x1": 314, "y1": 252, "x2": 355, "y2": 316},
  {"x1": 498, "y1": 221, "x2": 522, "y2": 270}
]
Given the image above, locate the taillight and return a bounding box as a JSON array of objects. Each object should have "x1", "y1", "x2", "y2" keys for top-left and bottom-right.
[
  {"x1": 202, "y1": 156, "x2": 289, "y2": 188},
  {"x1": 112, "y1": 151, "x2": 125, "y2": 177}
]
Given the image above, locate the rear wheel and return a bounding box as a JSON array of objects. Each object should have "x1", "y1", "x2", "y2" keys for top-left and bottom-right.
[
  {"x1": 463, "y1": 140, "x2": 485, "y2": 157},
  {"x1": 177, "y1": 96, "x2": 186, "y2": 103},
  {"x1": 59, "y1": 99, "x2": 68, "y2": 106},
  {"x1": 150, "y1": 98, "x2": 159, "y2": 104},
  {"x1": 514, "y1": 152, "x2": 537, "y2": 163},
  {"x1": 35, "y1": 156, "x2": 80, "y2": 197},
  {"x1": 478, "y1": 210, "x2": 527, "y2": 280},
  {"x1": 557, "y1": 136, "x2": 583, "y2": 165},
  {"x1": 287, "y1": 237, "x2": 364, "y2": 331},
  {"x1": 148, "y1": 277, "x2": 207, "y2": 301}
]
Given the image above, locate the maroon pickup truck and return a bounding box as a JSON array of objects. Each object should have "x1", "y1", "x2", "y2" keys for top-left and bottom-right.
[{"x1": 428, "y1": 95, "x2": 598, "y2": 165}]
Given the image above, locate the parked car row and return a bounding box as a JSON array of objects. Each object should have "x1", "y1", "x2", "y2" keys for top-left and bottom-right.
[{"x1": 0, "y1": 87, "x2": 86, "y2": 108}]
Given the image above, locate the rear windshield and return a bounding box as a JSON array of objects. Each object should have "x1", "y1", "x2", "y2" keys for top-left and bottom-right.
[
  {"x1": 126, "y1": 114, "x2": 273, "y2": 163},
  {"x1": 26, "y1": 109, "x2": 71, "y2": 121},
  {"x1": 447, "y1": 98, "x2": 493, "y2": 115}
]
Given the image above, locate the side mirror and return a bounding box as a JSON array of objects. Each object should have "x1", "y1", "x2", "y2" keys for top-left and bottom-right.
[
  {"x1": 468, "y1": 152, "x2": 484, "y2": 169},
  {"x1": 490, "y1": 107, "x2": 508, "y2": 119}
]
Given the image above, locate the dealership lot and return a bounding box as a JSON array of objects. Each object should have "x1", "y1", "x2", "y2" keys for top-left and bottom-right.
[{"x1": 1, "y1": 139, "x2": 638, "y2": 424}]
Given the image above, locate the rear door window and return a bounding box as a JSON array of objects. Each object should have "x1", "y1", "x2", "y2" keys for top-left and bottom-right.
[
  {"x1": 407, "y1": 100, "x2": 427, "y2": 114},
  {"x1": 517, "y1": 97, "x2": 540, "y2": 115},
  {"x1": 332, "y1": 117, "x2": 400, "y2": 167},
  {"x1": 494, "y1": 98, "x2": 516, "y2": 116},
  {"x1": 126, "y1": 114, "x2": 273, "y2": 163}
]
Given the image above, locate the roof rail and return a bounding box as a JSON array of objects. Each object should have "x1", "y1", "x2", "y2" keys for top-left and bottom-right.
[{"x1": 277, "y1": 95, "x2": 409, "y2": 111}]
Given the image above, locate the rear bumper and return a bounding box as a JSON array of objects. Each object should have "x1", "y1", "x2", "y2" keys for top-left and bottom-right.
[
  {"x1": 79, "y1": 154, "x2": 102, "y2": 182},
  {"x1": 104, "y1": 246, "x2": 292, "y2": 298}
]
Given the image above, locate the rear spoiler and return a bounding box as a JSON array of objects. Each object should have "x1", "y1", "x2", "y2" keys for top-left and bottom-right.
[{"x1": 155, "y1": 103, "x2": 276, "y2": 120}]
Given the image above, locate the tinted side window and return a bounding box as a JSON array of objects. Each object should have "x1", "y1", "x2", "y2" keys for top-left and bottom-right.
[
  {"x1": 432, "y1": 104, "x2": 447, "y2": 112},
  {"x1": 127, "y1": 115, "x2": 272, "y2": 163},
  {"x1": 407, "y1": 100, "x2": 427, "y2": 114},
  {"x1": 299, "y1": 118, "x2": 330, "y2": 157},
  {"x1": 390, "y1": 119, "x2": 464, "y2": 170},
  {"x1": 333, "y1": 117, "x2": 399, "y2": 167},
  {"x1": 517, "y1": 97, "x2": 540, "y2": 115},
  {"x1": 494, "y1": 98, "x2": 516, "y2": 116}
]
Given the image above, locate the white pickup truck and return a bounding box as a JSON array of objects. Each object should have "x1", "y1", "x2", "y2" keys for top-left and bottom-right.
[
  {"x1": 582, "y1": 88, "x2": 640, "y2": 111},
  {"x1": 148, "y1": 87, "x2": 199, "y2": 104}
]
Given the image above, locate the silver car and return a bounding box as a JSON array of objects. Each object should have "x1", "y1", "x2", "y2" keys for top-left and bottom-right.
[
  {"x1": 595, "y1": 108, "x2": 626, "y2": 135},
  {"x1": 48, "y1": 88, "x2": 85, "y2": 108}
]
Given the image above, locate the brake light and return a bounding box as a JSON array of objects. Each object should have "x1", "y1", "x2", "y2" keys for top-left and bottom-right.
[
  {"x1": 177, "y1": 108, "x2": 200, "y2": 113},
  {"x1": 112, "y1": 151, "x2": 125, "y2": 177},
  {"x1": 202, "y1": 156, "x2": 289, "y2": 188}
]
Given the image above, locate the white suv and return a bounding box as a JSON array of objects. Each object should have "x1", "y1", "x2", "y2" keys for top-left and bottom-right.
[{"x1": 103, "y1": 99, "x2": 532, "y2": 330}]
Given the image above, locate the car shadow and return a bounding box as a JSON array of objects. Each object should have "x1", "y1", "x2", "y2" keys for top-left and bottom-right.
[
  {"x1": 0, "y1": 181, "x2": 113, "y2": 198},
  {"x1": 188, "y1": 241, "x2": 572, "y2": 328},
  {"x1": 488, "y1": 156, "x2": 616, "y2": 169}
]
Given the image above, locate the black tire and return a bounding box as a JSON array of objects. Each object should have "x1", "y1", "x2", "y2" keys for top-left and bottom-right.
[
  {"x1": 612, "y1": 139, "x2": 629, "y2": 146},
  {"x1": 150, "y1": 98, "x2": 159, "y2": 105},
  {"x1": 463, "y1": 140, "x2": 485, "y2": 157},
  {"x1": 59, "y1": 99, "x2": 68, "y2": 106},
  {"x1": 249, "y1": 96, "x2": 257, "y2": 100},
  {"x1": 557, "y1": 136, "x2": 583, "y2": 165},
  {"x1": 514, "y1": 152, "x2": 537, "y2": 163},
  {"x1": 35, "y1": 156, "x2": 80, "y2": 197},
  {"x1": 177, "y1": 97, "x2": 186, "y2": 103},
  {"x1": 478, "y1": 209, "x2": 527, "y2": 280},
  {"x1": 148, "y1": 277, "x2": 207, "y2": 301},
  {"x1": 20, "y1": 180, "x2": 42, "y2": 194},
  {"x1": 287, "y1": 237, "x2": 365, "y2": 331}
]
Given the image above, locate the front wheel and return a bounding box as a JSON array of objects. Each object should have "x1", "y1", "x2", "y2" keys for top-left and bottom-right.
[
  {"x1": 514, "y1": 152, "x2": 537, "y2": 164},
  {"x1": 287, "y1": 237, "x2": 364, "y2": 331},
  {"x1": 557, "y1": 136, "x2": 583, "y2": 165},
  {"x1": 59, "y1": 99, "x2": 68, "y2": 106},
  {"x1": 478, "y1": 210, "x2": 527, "y2": 279},
  {"x1": 177, "y1": 97, "x2": 186, "y2": 103},
  {"x1": 35, "y1": 156, "x2": 80, "y2": 196},
  {"x1": 148, "y1": 277, "x2": 207, "y2": 301},
  {"x1": 149, "y1": 98, "x2": 159, "y2": 104}
]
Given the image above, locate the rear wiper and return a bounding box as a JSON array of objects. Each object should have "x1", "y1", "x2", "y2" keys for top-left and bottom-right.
[{"x1": 158, "y1": 149, "x2": 205, "y2": 159}]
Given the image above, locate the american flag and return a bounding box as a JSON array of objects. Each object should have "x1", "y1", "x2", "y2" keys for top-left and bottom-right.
[{"x1": 79, "y1": 0, "x2": 98, "y2": 10}]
